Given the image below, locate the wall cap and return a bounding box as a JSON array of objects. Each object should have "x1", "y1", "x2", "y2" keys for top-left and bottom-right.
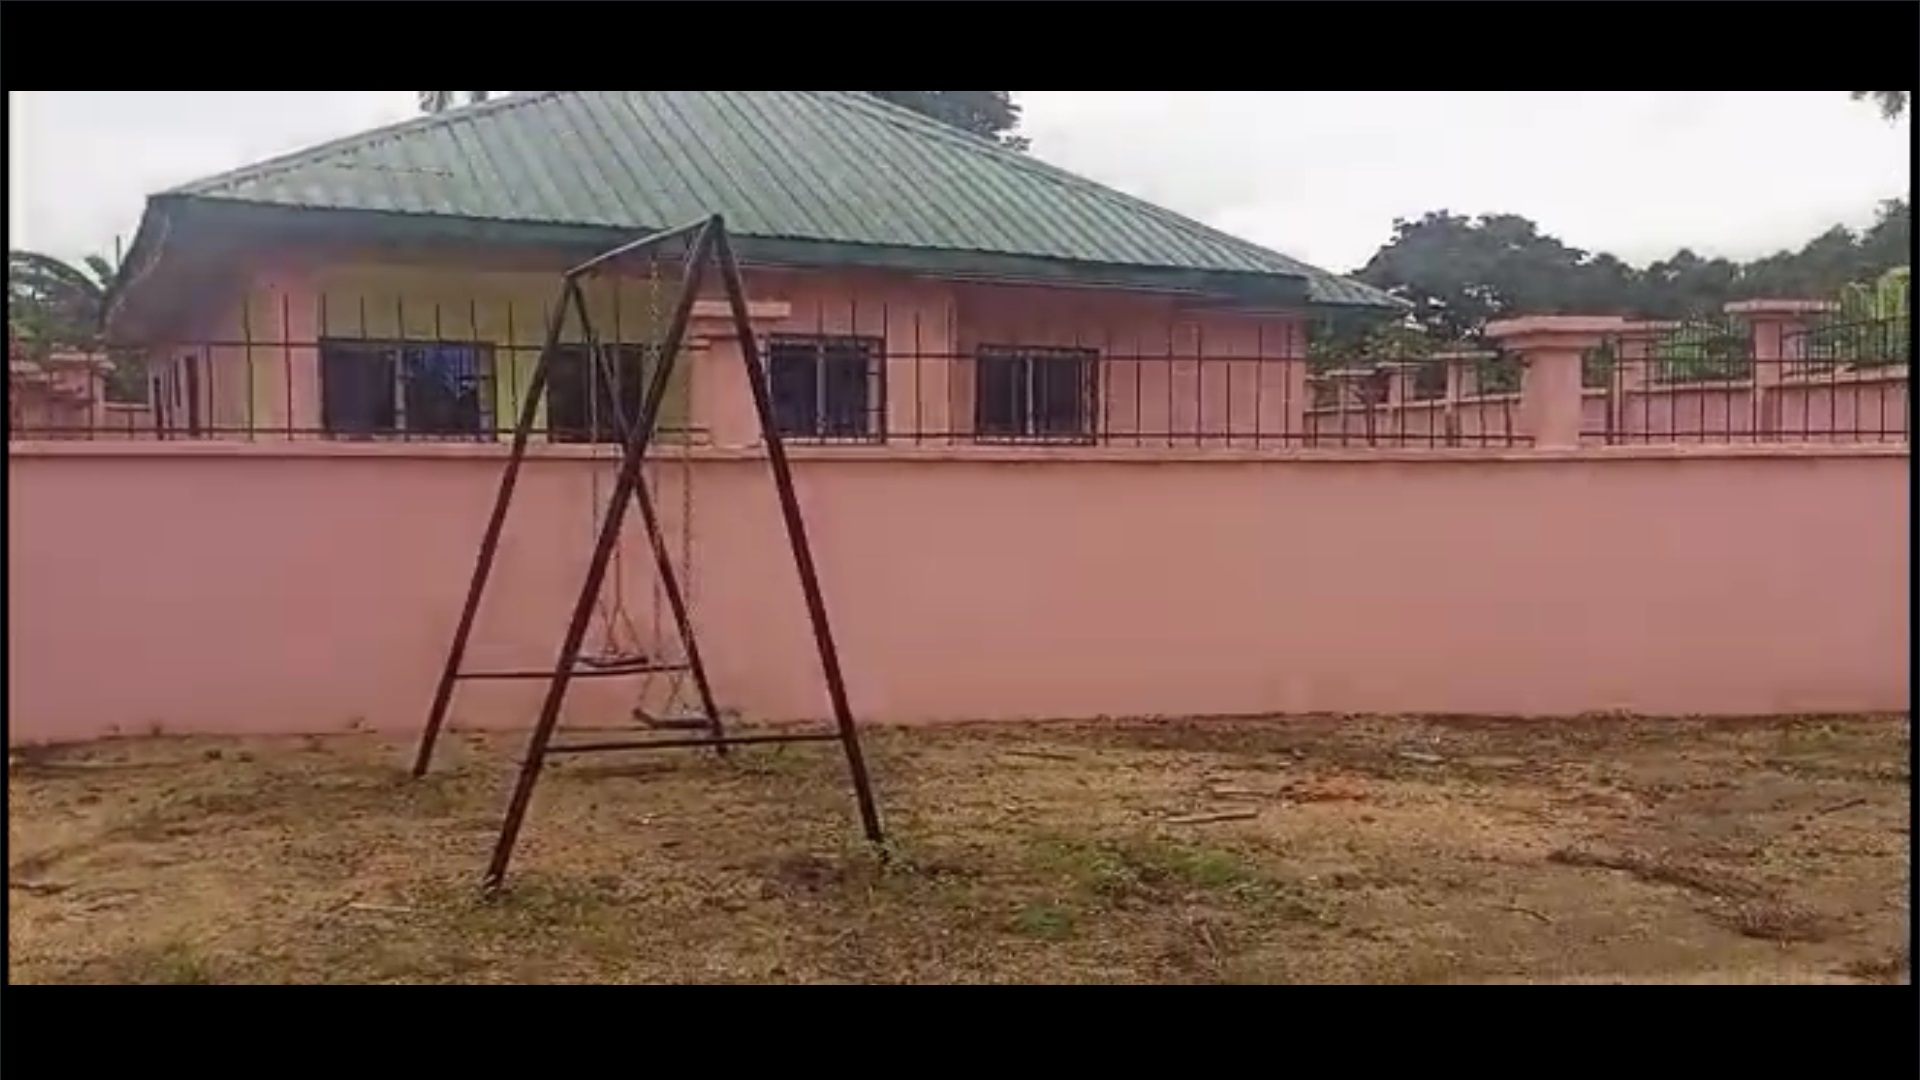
[
  {"x1": 1726, "y1": 300, "x2": 1841, "y2": 317},
  {"x1": 12, "y1": 440, "x2": 1907, "y2": 467},
  {"x1": 1485, "y1": 316, "x2": 1631, "y2": 342}
]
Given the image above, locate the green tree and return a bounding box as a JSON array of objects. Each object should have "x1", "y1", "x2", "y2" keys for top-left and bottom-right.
[
  {"x1": 858, "y1": 91, "x2": 1029, "y2": 149},
  {"x1": 8, "y1": 250, "x2": 112, "y2": 349},
  {"x1": 1631, "y1": 249, "x2": 1745, "y2": 319},
  {"x1": 1353, "y1": 211, "x2": 1606, "y2": 341},
  {"x1": 418, "y1": 91, "x2": 493, "y2": 114},
  {"x1": 411, "y1": 90, "x2": 1029, "y2": 148},
  {"x1": 1350, "y1": 200, "x2": 1913, "y2": 340},
  {"x1": 1851, "y1": 91, "x2": 1911, "y2": 120},
  {"x1": 8, "y1": 250, "x2": 143, "y2": 402},
  {"x1": 1855, "y1": 198, "x2": 1912, "y2": 269}
]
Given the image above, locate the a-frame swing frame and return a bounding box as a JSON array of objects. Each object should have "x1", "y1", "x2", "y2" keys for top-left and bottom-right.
[{"x1": 411, "y1": 215, "x2": 886, "y2": 891}]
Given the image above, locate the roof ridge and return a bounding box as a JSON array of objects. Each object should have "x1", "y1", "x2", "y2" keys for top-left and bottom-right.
[
  {"x1": 809, "y1": 91, "x2": 1320, "y2": 276},
  {"x1": 168, "y1": 91, "x2": 570, "y2": 197}
]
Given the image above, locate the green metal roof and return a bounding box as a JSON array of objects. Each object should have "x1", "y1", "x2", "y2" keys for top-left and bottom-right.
[{"x1": 141, "y1": 91, "x2": 1398, "y2": 310}]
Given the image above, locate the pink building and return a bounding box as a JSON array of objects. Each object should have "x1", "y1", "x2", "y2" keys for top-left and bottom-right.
[
  {"x1": 6, "y1": 349, "x2": 149, "y2": 438},
  {"x1": 106, "y1": 90, "x2": 1402, "y2": 449},
  {"x1": 10, "y1": 351, "x2": 102, "y2": 434}
]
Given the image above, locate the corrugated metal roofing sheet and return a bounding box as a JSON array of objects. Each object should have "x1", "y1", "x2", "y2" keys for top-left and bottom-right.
[{"x1": 168, "y1": 91, "x2": 1397, "y2": 309}]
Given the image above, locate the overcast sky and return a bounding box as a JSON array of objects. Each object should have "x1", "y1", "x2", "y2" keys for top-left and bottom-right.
[{"x1": 8, "y1": 91, "x2": 1910, "y2": 275}]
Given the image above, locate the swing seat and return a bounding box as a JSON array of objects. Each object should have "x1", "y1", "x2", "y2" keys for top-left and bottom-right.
[
  {"x1": 456, "y1": 654, "x2": 689, "y2": 683},
  {"x1": 578, "y1": 650, "x2": 656, "y2": 673},
  {"x1": 574, "y1": 650, "x2": 691, "y2": 679},
  {"x1": 632, "y1": 708, "x2": 713, "y2": 733}
]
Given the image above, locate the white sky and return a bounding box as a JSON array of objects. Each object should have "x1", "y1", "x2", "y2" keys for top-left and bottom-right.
[{"x1": 7, "y1": 91, "x2": 1910, "y2": 275}]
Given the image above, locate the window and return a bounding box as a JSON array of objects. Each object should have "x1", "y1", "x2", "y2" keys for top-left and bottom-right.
[
  {"x1": 547, "y1": 344, "x2": 655, "y2": 445},
  {"x1": 975, "y1": 346, "x2": 1100, "y2": 442},
  {"x1": 320, "y1": 340, "x2": 495, "y2": 440},
  {"x1": 767, "y1": 335, "x2": 884, "y2": 442}
]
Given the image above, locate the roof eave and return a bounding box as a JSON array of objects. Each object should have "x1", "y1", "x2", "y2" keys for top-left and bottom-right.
[
  {"x1": 151, "y1": 196, "x2": 1340, "y2": 310},
  {"x1": 101, "y1": 196, "x2": 176, "y2": 328},
  {"x1": 1316, "y1": 291, "x2": 1413, "y2": 314}
]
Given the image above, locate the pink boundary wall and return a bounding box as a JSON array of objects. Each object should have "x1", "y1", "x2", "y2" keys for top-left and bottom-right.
[{"x1": 7, "y1": 442, "x2": 1909, "y2": 744}]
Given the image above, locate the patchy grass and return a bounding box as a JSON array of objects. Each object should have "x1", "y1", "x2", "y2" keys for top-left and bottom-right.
[{"x1": 7, "y1": 714, "x2": 1910, "y2": 985}]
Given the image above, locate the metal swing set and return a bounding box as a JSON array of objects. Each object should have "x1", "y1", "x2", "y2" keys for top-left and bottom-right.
[{"x1": 410, "y1": 216, "x2": 886, "y2": 892}]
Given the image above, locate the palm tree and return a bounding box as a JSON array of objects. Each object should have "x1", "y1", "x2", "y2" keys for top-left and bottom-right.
[
  {"x1": 8, "y1": 250, "x2": 111, "y2": 351},
  {"x1": 418, "y1": 91, "x2": 494, "y2": 114},
  {"x1": 8, "y1": 250, "x2": 147, "y2": 401},
  {"x1": 1851, "y1": 91, "x2": 1911, "y2": 121}
]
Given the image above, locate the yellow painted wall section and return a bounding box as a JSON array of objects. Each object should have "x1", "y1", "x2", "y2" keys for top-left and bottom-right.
[{"x1": 304, "y1": 264, "x2": 692, "y2": 436}]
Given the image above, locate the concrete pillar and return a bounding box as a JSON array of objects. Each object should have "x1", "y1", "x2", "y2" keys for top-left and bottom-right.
[
  {"x1": 686, "y1": 298, "x2": 794, "y2": 451},
  {"x1": 1485, "y1": 317, "x2": 1629, "y2": 450},
  {"x1": 1727, "y1": 300, "x2": 1838, "y2": 437}
]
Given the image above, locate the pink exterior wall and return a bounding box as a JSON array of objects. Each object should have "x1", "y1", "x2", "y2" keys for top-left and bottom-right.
[
  {"x1": 951, "y1": 283, "x2": 1304, "y2": 444},
  {"x1": 9, "y1": 354, "x2": 113, "y2": 437},
  {"x1": 135, "y1": 254, "x2": 1312, "y2": 447},
  {"x1": 95, "y1": 403, "x2": 156, "y2": 439},
  {"x1": 1299, "y1": 307, "x2": 1909, "y2": 449},
  {"x1": 1302, "y1": 370, "x2": 1909, "y2": 448},
  {"x1": 1302, "y1": 377, "x2": 1911, "y2": 448},
  {"x1": 10, "y1": 355, "x2": 156, "y2": 441},
  {"x1": 9, "y1": 378, "x2": 94, "y2": 437},
  {"x1": 147, "y1": 270, "x2": 340, "y2": 440},
  {"x1": 1578, "y1": 371, "x2": 1910, "y2": 445},
  {"x1": 21, "y1": 268, "x2": 1905, "y2": 745},
  {"x1": 1307, "y1": 394, "x2": 1523, "y2": 447},
  {"x1": 8, "y1": 442, "x2": 1909, "y2": 745}
]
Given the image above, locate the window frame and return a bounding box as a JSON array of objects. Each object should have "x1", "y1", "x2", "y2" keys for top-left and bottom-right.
[
  {"x1": 318, "y1": 338, "x2": 498, "y2": 442},
  {"x1": 545, "y1": 342, "x2": 661, "y2": 446},
  {"x1": 972, "y1": 344, "x2": 1102, "y2": 445},
  {"x1": 764, "y1": 333, "x2": 888, "y2": 445}
]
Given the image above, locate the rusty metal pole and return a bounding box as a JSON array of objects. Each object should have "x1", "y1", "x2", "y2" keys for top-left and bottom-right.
[
  {"x1": 483, "y1": 221, "x2": 719, "y2": 891},
  {"x1": 712, "y1": 225, "x2": 886, "y2": 850}
]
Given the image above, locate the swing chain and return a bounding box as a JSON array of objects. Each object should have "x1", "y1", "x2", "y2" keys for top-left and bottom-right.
[
  {"x1": 577, "y1": 252, "x2": 701, "y2": 720},
  {"x1": 651, "y1": 253, "x2": 701, "y2": 723},
  {"x1": 660, "y1": 255, "x2": 698, "y2": 648},
  {"x1": 646, "y1": 253, "x2": 668, "y2": 650},
  {"x1": 587, "y1": 281, "x2": 641, "y2": 664}
]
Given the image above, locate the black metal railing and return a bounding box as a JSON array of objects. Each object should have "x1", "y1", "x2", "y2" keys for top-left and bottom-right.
[
  {"x1": 1583, "y1": 348, "x2": 1909, "y2": 446},
  {"x1": 1787, "y1": 315, "x2": 1912, "y2": 375},
  {"x1": 9, "y1": 296, "x2": 1906, "y2": 451},
  {"x1": 1297, "y1": 350, "x2": 1531, "y2": 449},
  {"x1": 1646, "y1": 317, "x2": 1756, "y2": 386},
  {"x1": 6, "y1": 336, "x2": 1550, "y2": 450}
]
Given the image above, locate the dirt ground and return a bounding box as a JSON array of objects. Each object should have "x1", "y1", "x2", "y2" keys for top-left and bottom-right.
[{"x1": 7, "y1": 714, "x2": 1911, "y2": 985}]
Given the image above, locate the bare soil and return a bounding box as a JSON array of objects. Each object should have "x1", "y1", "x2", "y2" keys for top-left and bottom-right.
[{"x1": 7, "y1": 714, "x2": 1911, "y2": 985}]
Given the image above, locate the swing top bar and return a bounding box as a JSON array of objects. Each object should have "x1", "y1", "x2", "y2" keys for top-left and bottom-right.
[{"x1": 566, "y1": 216, "x2": 720, "y2": 282}]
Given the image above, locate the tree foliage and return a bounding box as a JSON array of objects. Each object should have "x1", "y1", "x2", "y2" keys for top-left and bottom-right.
[
  {"x1": 412, "y1": 90, "x2": 1029, "y2": 148},
  {"x1": 1851, "y1": 91, "x2": 1911, "y2": 120},
  {"x1": 7, "y1": 250, "x2": 145, "y2": 401},
  {"x1": 8, "y1": 250, "x2": 112, "y2": 352},
  {"x1": 857, "y1": 91, "x2": 1028, "y2": 149},
  {"x1": 1352, "y1": 200, "x2": 1912, "y2": 341},
  {"x1": 418, "y1": 91, "x2": 493, "y2": 114}
]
